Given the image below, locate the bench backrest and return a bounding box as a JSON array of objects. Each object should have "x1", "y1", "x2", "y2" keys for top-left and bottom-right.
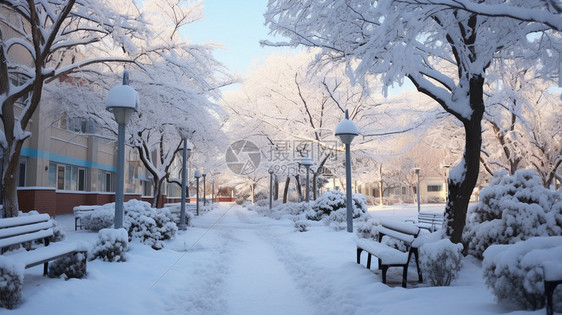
[
  {"x1": 0, "y1": 214, "x2": 53, "y2": 251},
  {"x1": 377, "y1": 219, "x2": 420, "y2": 245}
]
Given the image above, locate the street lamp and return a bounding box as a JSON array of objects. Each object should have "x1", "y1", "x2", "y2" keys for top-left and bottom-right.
[
  {"x1": 106, "y1": 70, "x2": 139, "y2": 229},
  {"x1": 301, "y1": 156, "x2": 314, "y2": 203},
  {"x1": 194, "y1": 170, "x2": 201, "y2": 216},
  {"x1": 335, "y1": 109, "x2": 359, "y2": 233},
  {"x1": 413, "y1": 167, "x2": 421, "y2": 213},
  {"x1": 268, "y1": 168, "x2": 274, "y2": 209},
  {"x1": 179, "y1": 139, "x2": 193, "y2": 230},
  {"x1": 202, "y1": 172, "x2": 207, "y2": 206}
]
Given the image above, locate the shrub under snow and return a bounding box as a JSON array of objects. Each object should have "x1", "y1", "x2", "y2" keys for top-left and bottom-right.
[
  {"x1": 483, "y1": 236, "x2": 562, "y2": 311},
  {"x1": 463, "y1": 169, "x2": 562, "y2": 259},
  {"x1": 309, "y1": 190, "x2": 367, "y2": 221},
  {"x1": 48, "y1": 251, "x2": 87, "y2": 280},
  {"x1": 90, "y1": 228, "x2": 129, "y2": 262},
  {"x1": 81, "y1": 200, "x2": 177, "y2": 249},
  {"x1": 419, "y1": 238, "x2": 463, "y2": 286},
  {"x1": 0, "y1": 257, "x2": 24, "y2": 309}
]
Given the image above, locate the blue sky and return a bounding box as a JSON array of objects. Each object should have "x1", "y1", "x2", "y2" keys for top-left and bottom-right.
[{"x1": 182, "y1": 0, "x2": 286, "y2": 75}]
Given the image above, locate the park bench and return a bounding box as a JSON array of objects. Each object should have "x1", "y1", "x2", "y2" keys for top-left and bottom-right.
[
  {"x1": 73, "y1": 205, "x2": 101, "y2": 230},
  {"x1": 406, "y1": 211, "x2": 445, "y2": 232},
  {"x1": 0, "y1": 213, "x2": 86, "y2": 276},
  {"x1": 544, "y1": 261, "x2": 562, "y2": 315},
  {"x1": 356, "y1": 219, "x2": 423, "y2": 288},
  {"x1": 163, "y1": 203, "x2": 196, "y2": 224}
]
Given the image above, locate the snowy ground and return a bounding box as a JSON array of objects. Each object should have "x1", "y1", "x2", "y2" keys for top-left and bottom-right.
[{"x1": 6, "y1": 203, "x2": 550, "y2": 314}]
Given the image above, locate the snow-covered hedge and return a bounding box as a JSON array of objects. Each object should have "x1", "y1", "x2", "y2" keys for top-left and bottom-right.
[
  {"x1": 419, "y1": 238, "x2": 463, "y2": 286},
  {"x1": 464, "y1": 169, "x2": 562, "y2": 258},
  {"x1": 309, "y1": 190, "x2": 367, "y2": 221},
  {"x1": 81, "y1": 200, "x2": 177, "y2": 249},
  {"x1": 90, "y1": 228, "x2": 129, "y2": 262},
  {"x1": 0, "y1": 257, "x2": 23, "y2": 309},
  {"x1": 48, "y1": 252, "x2": 87, "y2": 280},
  {"x1": 483, "y1": 236, "x2": 562, "y2": 311}
]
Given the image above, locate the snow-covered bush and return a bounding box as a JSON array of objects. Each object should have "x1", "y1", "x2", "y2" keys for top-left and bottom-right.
[
  {"x1": 419, "y1": 238, "x2": 463, "y2": 286},
  {"x1": 464, "y1": 169, "x2": 562, "y2": 258},
  {"x1": 0, "y1": 257, "x2": 23, "y2": 309},
  {"x1": 483, "y1": 236, "x2": 562, "y2": 311},
  {"x1": 355, "y1": 214, "x2": 379, "y2": 240},
  {"x1": 48, "y1": 252, "x2": 87, "y2": 280},
  {"x1": 81, "y1": 207, "x2": 114, "y2": 231},
  {"x1": 291, "y1": 215, "x2": 309, "y2": 232},
  {"x1": 81, "y1": 200, "x2": 177, "y2": 249},
  {"x1": 123, "y1": 200, "x2": 177, "y2": 250},
  {"x1": 90, "y1": 228, "x2": 129, "y2": 262},
  {"x1": 309, "y1": 190, "x2": 367, "y2": 221}
]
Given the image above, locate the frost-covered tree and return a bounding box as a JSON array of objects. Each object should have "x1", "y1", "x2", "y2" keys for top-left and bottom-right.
[
  {"x1": 482, "y1": 61, "x2": 561, "y2": 186},
  {"x1": 264, "y1": 0, "x2": 562, "y2": 243},
  {"x1": 0, "y1": 0, "x2": 229, "y2": 217}
]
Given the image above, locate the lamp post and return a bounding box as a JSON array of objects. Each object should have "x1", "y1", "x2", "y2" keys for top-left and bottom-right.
[
  {"x1": 301, "y1": 157, "x2": 314, "y2": 203},
  {"x1": 106, "y1": 70, "x2": 139, "y2": 229},
  {"x1": 413, "y1": 167, "x2": 421, "y2": 213},
  {"x1": 194, "y1": 170, "x2": 201, "y2": 216},
  {"x1": 335, "y1": 109, "x2": 359, "y2": 233},
  {"x1": 202, "y1": 172, "x2": 207, "y2": 206},
  {"x1": 179, "y1": 139, "x2": 193, "y2": 230},
  {"x1": 268, "y1": 168, "x2": 274, "y2": 209}
]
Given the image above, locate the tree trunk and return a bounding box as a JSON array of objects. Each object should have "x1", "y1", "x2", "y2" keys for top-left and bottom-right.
[
  {"x1": 2, "y1": 145, "x2": 22, "y2": 218},
  {"x1": 283, "y1": 176, "x2": 290, "y2": 203},
  {"x1": 273, "y1": 175, "x2": 279, "y2": 201},
  {"x1": 445, "y1": 76, "x2": 485, "y2": 244},
  {"x1": 294, "y1": 174, "x2": 303, "y2": 202}
]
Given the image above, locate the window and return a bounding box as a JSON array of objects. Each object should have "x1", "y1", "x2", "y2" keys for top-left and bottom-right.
[
  {"x1": 394, "y1": 187, "x2": 401, "y2": 195},
  {"x1": 78, "y1": 169, "x2": 85, "y2": 191},
  {"x1": 50, "y1": 163, "x2": 86, "y2": 191},
  {"x1": 427, "y1": 184, "x2": 442, "y2": 192},
  {"x1": 9, "y1": 73, "x2": 32, "y2": 106},
  {"x1": 402, "y1": 187, "x2": 407, "y2": 195},
  {"x1": 105, "y1": 173, "x2": 112, "y2": 192},
  {"x1": 53, "y1": 115, "x2": 96, "y2": 134},
  {"x1": 17, "y1": 159, "x2": 27, "y2": 187}
]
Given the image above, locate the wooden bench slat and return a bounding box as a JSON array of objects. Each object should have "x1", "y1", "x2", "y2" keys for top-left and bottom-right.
[
  {"x1": 377, "y1": 226, "x2": 416, "y2": 243},
  {"x1": 0, "y1": 214, "x2": 50, "y2": 228},
  {"x1": 0, "y1": 221, "x2": 52, "y2": 239},
  {"x1": 5, "y1": 242, "x2": 80, "y2": 268},
  {"x1": 0, "y1": 229, "x2": 53, "y2": 249},
  {"x1": 357, "y1": 238, "x2": 409, "y2": 264},
  {"x1": 380, "y1": 219, "x2": 420, "y2": 235}
]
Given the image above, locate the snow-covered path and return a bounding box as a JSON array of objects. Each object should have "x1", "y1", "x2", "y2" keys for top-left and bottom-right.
[
  {"x1": 220, "y1": 208, "x2": 314, "y2": 314},
  {"x1": 8, "y1": 203, "x2": 544, "y2": 315}
]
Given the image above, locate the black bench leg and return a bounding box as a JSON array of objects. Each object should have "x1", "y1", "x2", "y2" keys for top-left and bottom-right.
[
  {"x1": 367, "y1": 254, "x2": 372, "y2": 269},
  {"x1": 413, "y1": 249, "x2": 423, "y2": 282},
  {"x1": 356, "y1": 248, "x2": 363, "y2": 264},
  {"x1": 43, "y1": 262, "x2": 48, "y2": 276},
  {"x1": 402, "y1": 265, "x2": 409, "y2": 288},
  {"x1": 382, "y1": 266, "x2": 388, "y2": 284},
  {"x1": 545, "y1": 280, "x2": 559, "y2": 315}
]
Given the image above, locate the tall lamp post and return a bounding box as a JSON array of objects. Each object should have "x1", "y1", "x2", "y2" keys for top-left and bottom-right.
[
  {"x1": 194, "y1": 170, "x2": 201, "y2": 216},
  {"x1": 335, "y1": 109, "x2": 359, "y2": 233},
  {"x1": 202, "y1": 172, "x2": 207, "y2": 205},
  {"x1": 413, "y1": 167, "x2": 421, "y2": 213},
  {"x1": 106, "y1": 70, "x2": 139, "y2": 229},
  {"x1": 301, "y1": 157, "x2": 314, "y2": 203},
  {"x1": 179, "y1": 139, "x2": 193, "y2": 230},
  {"x1": 268, "y1": 168, "x2": 274, "y2": 209}
]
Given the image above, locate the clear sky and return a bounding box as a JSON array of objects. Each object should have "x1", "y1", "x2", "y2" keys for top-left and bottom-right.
[{"x1": 182, "y1": 0, "x2": 286, "y2": 75}]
